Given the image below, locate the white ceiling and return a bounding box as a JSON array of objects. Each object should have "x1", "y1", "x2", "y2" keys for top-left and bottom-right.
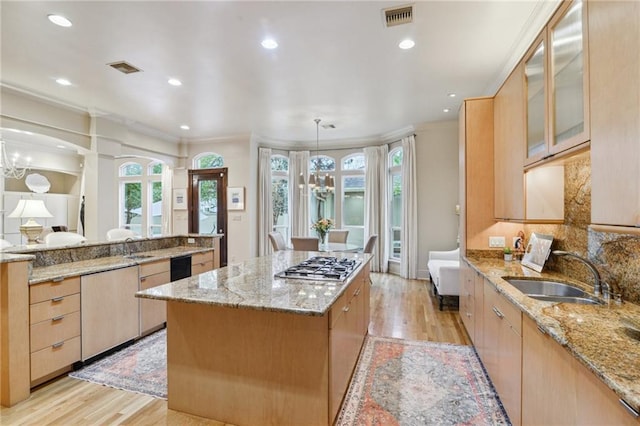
[{"x1": 0, "y1": 1, "x2": 560, "y2": 145}]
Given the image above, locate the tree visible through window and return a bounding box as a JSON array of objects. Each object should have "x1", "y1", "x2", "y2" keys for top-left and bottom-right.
[
  {"x1": 271, "y1": 155, "x2": 289, "y2": 243},
  {"x1": 389, "y1": 148, "x2": 403, "y2": 259}
]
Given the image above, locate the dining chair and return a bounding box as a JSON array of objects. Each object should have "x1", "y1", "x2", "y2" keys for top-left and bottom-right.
[
  {"x1": 328, "y1": 229, "x2": 349, "y2": 243},
  {"x1": 363, "y1": 234, "x2": 378, "y2": 254},
  {"x1": 106, "y1": 228, "x2": 138, "y2": 241},
  {"x1": 291, "y1": 236, "x2": 319, "y2": 251},
  {"x1": 44, "y1": 232, "x2": 87, "y2": 247},
  {"x1": 268, "y1": 232, "x2": 287, "y2": 251}
]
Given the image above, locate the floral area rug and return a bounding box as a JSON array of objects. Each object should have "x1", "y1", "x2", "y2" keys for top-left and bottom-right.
[
  {"x1": 69, "y1": 329, "x2": 167, "y2": 399},
  {"x1": 336, "y1": 336, "x2": 511, "y2": 426}
]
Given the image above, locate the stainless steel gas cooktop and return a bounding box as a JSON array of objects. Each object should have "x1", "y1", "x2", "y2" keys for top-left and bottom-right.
[{"x1": 275, "y1": 256, "x2": 362, "y2": 282}]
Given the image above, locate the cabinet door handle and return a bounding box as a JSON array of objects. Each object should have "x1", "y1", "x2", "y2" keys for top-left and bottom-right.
[
  {"x1": 51, "y1": 296, "x2": 64, "y2": 302},
  {"x1": 52, "y1": 315, "x2": 65, "y2": 322},
  {"x1": 343, "y1": 305, "x2": 350, "y2": 312},
  {"x1": 52, "y1": 341, "x2": 65, "y2": 349},
  {"x1": 536, "y1": 324, "x2": 547, "y2": 335},
  {"x1": 619, "y1": 399, "x2": 640, "y2": 418},
  {"x1": 140, "y1": 277, "x2": 146, "y2": 282},
  {"x1": 52, "y1": 276, "x2": 64, "y2": 283},
  {"x1": 492, "y1": 306, "x2": 504, "y2": 319},
  {"x1": 353, "y1": 288, "x2": 361, "y2": 297}
]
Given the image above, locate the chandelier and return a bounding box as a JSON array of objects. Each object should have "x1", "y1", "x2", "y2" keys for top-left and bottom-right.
[
  {"x1": 1, "y1": 139, "x2": 30, "y2": 179},
  {"x1": 306, "y1": 118, "x2": 334, "y2": 193}
]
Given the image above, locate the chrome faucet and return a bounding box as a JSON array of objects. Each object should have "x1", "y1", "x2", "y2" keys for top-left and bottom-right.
[
  {"x1": 124, "y1": 237, "x2": 135, "y2": 256},
  {"x1": 552, "y1": 250, "x2": 602, "y2": 297}
]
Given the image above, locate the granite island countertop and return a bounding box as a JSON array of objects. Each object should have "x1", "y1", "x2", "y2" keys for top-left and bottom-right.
[
  {"x1": 466, "y1": 256, "x2": 640, "y2": 413},
  {"x1": 136, "y1": 250, "x2": 372, "y2": 316},
  {"x1": 29, "y1": 246, "x2": 215, "y2": 284}
]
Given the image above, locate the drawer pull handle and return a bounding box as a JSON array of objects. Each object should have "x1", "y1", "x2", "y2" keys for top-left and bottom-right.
[
  {"x1": 619, "y1": 399, "x2": 640, "y2": 418},
  {"x1": 140, "y1": 277, "x2": 146, "y2": 282},
  {"x1": 52, "y1": 315, "x2": 65, "y2": 322},
  {"x1": 536, "y1": 325, "x2": 547, "y2": 335},
  {"x1": 52, "y1": 277, "x2": 64, "y2": 283},
  {"x1": 51, "y1": 297, "x2": 64, "y2": 302},
  {"x1": 492, "y1": 306, "x2": 504, "y2": 319},
  {"x1": 52, "y1": 341, "x2": 64, "y2": 349},
  {"x1": 353, "y1": 288, "x2": 361, "y2": 296},
  {"x1": 343, "y1": 306, "x2": 350, "y2": 312}
]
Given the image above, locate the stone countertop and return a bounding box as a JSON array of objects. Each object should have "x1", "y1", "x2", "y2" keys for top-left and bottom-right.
[
  {"x1": 136, "y1": 250, "x2": 372, "y2": 317},
  {"x1": 466, "y1": 256, "x2": 640, "y2": 413},
  {"x1": 0, "y1": 252, "x2": 35, "y2": 263},
  {"x1": 29, "y1": 246, "x2": 215, "y2": 284}
]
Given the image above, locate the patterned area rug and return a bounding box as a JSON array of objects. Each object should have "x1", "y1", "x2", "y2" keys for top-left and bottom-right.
[
  {"x1": 336, "y1": 336, "x2": 511, "y2": 426},
  {"x1": 69, "y1": 329, "x2": 167, "y2": 399}
]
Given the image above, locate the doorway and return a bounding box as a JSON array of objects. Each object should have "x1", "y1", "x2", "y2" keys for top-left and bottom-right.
[{"x1": 188, "y1": 168, "x2": 228, "y2": 266}]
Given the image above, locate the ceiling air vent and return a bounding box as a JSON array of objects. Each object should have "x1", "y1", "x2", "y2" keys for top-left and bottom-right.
[
  {"x1": 383, "y1": 5, "x2": 413, "y2": 27},
  {"x1": 107, "y1": 61, "x2": 142, "y2": 74}
]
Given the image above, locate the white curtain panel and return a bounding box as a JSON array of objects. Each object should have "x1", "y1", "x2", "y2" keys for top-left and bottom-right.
[
  {"x1": 400, "y1": 135, "x2": 418, "y2": 279},
  {"x1": 161, "y1": 164, "x2": 173, "y2": 236},
  {"x1": 288, "y1": 151, "x2": 310, "y2": 239},
  {"x1": 258, "y1": 147, "x2": 273, "y2": 255},
  {"x1": 364, "y1": 145, "x2": 389, "y2": 273}
]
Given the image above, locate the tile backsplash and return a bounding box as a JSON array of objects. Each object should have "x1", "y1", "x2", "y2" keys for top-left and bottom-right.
[{"x1": 526, "y1": 154, "x2": 640, "y2": 304}]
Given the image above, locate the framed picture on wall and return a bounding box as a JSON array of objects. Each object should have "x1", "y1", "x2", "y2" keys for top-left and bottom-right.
[
  {"x1": 228, "y1": 187, "x2": 245, "y2": 211},
  {"x1": 173, "y1": 188, "x2": 187, "y2": 210}
]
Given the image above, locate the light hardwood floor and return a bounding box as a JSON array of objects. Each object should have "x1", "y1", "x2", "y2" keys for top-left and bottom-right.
[{"x1": 0, "y1": 273, "x2": 470, "y2": 425}]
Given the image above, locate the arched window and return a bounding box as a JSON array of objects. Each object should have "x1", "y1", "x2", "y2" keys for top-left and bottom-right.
[
  {"x1": 118, "y1": 159, "x2": 164, "y2": 237},
  {"x1": 193, "y1": 152, "x2": 224, "y2": 169},
  {"x1": 341, "y1": 153, "x2": 366, "y2": 246},
  {"x1": 271, "y1": 154, "x2": 289, "y2": 243},
  {"x1": 389, "y1": 147, "x2": 403, "y2": 260}
]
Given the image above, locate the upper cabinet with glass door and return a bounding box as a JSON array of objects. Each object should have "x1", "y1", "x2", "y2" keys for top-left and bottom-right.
[{"x1": 525, "y1": 0, "x2": 589, "y2": 166}]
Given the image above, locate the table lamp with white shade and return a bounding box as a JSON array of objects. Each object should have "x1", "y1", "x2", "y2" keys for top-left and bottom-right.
[{"x1": 8, "y1": 199, "x2": 53, "y2": 244}]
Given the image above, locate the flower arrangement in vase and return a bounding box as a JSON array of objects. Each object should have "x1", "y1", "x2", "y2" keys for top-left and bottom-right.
[{"x1": 311, "y1": 218, "x2": 334, "y2": 245}]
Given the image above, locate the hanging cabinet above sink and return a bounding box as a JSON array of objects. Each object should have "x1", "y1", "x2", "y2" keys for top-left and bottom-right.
[{"x1": 524, "y1": 0, "x2": 590, "y2": 167}]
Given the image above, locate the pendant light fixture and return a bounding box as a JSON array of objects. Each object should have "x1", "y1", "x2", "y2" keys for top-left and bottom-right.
[
  {"x1": 308, "y1": 118, "x2": 321, "y2": 189},
  {"x1": 306, "y1": 118, "x2": 333, "y2": 193}
]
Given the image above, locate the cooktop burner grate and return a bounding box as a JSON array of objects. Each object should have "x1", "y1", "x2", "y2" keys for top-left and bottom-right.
[{"x1": 275, "y1": 256, "x2": 361, "y2": 282}]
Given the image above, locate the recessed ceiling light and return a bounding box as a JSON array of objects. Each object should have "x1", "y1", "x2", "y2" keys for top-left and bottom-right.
[
  {"x1": 261, "y1": 39, "x2": 278, "y2": 49},
  {"x1": 48, "y1": 14, "x2": 72, "y2": 27},
  {"x1": 443, "y1": 108, "x2": 451, "y2": 113},
  {"x1": 448, "y1": 93, "x2": 456, "y2": 98},
  {"x1": 180, "y1": 125, "x2": 190, "y2": 130},
  {"x1": 399, "y1": 39, "x2": 415, "y2": 50},
  {"x1": 56, "y1": 78, "x2": 71, "y2": 86},
  {"x1": 168, "y1": 78, "x2": 182, "y2": 86}
]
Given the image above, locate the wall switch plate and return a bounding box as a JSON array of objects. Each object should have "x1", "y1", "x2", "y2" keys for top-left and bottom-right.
[
  {"x1": 187, "y1": 238, "x2": 195, "y2": 244},
  {"x1": 489, "y1": 236, "x2": 506, "y2": 248}
]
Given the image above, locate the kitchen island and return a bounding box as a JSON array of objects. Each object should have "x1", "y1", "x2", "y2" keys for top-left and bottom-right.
[{"x1": 136, "y1": 250, "x2": 371, "y2": 426}]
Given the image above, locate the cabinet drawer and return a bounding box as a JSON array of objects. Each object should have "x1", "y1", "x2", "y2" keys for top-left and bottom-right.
[
  {"x1": 30, "y1": 311, "x2": 81, "y2": 353},
  {"x1": 140, "y1": 260, "x2": 170, "y2": 277},
  {"x1": 192, "y1": 251, "x2": 213, "y2": 266},
  {"x1": 191, "y1": 261, "x2": 214, "y2": 276},
  {"x1": 30, "y1": 276, "x2": 80, "y2": 304},
  {"x1": 30, "y1": 293, "x2": 80, "y2": 325},
  {"x1": 31, "y1": 336, "x2": 81, "y2": 382},
  {"x1": 487, "y1": 285, "x2": 522, "y2": 335},
  {"x1": 140, "y1": 271, "x2": 171, "y2": 290}
]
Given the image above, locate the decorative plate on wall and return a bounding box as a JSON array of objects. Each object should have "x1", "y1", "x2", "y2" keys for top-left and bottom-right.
[{"x1": 25, "y1": 173, "x2": 51, "y2": 193}]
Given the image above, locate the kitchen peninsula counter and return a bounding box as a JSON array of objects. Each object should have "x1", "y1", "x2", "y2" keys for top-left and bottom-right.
[
  {"x1": 465, "y1": 256, "x2": 640, "y2": 415},
  {"x1": 136, "y1": 250, "x2": 372, "y2": 426}
]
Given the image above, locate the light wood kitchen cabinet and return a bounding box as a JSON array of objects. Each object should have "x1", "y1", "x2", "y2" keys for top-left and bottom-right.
[
  {"x1": 459, "y1": 97, "x2": 495, "y2": 251},
  {"x1": 29, "y1": 276, "x2": 81, "y2": 385},
  {"x1": 524, "y1": 0, "x2": 590, "y2": 167},
  {"x1": 81, "y1": 266, "x2": 139, "y2": 361},
  {"x1": 494, "y1": 63, "x2": 526, "y2": 221},
  {"x1": 589, "y1": 0, "x2": 640, "y2": 227},
  {"x1": 523, "y1": 314, "x2": 640, "y2": 425},
  {"x1": 139, "y1": 260, "x2": 170, "y2": 336},
  {"x1": 329, "y1": 273, "x2": 368, "y2": 422},
  {"x1": 472, "y1": 271, "x2": 484, "y2": 357},
  {"x1": 482, "y1": 281, "x2": 522, "y2": 426},
  {"x1": 459, "y1": 260, "x2": 475, "y2": 342},
  {"x1": 191, "y1": 250, "x2": 214, "y2": 275}
]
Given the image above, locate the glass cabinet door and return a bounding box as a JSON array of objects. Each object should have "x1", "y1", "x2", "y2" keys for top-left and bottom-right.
[
  {"x1": 549, "y1": 0, "x2": 589, "y2": 151},
  {"x1": 524, "y1": 36, "x2": 547, "y2": 163}
]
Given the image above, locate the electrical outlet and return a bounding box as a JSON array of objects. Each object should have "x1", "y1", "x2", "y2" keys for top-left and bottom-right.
[
  {"x1": 489, "y1": 236, "x2": 506, "y2": 248},
  {"x1": 187, "y1": 238, "x2": 195, "y2": 244}
]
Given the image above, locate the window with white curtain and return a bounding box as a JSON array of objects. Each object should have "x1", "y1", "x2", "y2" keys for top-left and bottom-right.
[
  {"x1": 389, "y1": 148, "x2": 403, "y2": 260},
  {"x1": 118, "y1": 159, "x2": 164, "y2": 237},
  {"x1": 309, "y1": 155, "x2": 335, "y2": 223},
  {"x1": 341, "y1": 154, "x2": 365, "y2": 247},
  {"x1": 271, "y1": 155, "x2": 290, "y2": 243},
  {"x1": 193, "y1": 152, "x2": 224, "y2": 169}
]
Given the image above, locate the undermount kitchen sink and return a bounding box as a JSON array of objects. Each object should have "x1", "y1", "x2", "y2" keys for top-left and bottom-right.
[
  {"x1": 125, "y1": 254, "x2": 155, "y2": 260},
  {"x1": 503, "y1": 278, "x2": 604, "y2": 305}
]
